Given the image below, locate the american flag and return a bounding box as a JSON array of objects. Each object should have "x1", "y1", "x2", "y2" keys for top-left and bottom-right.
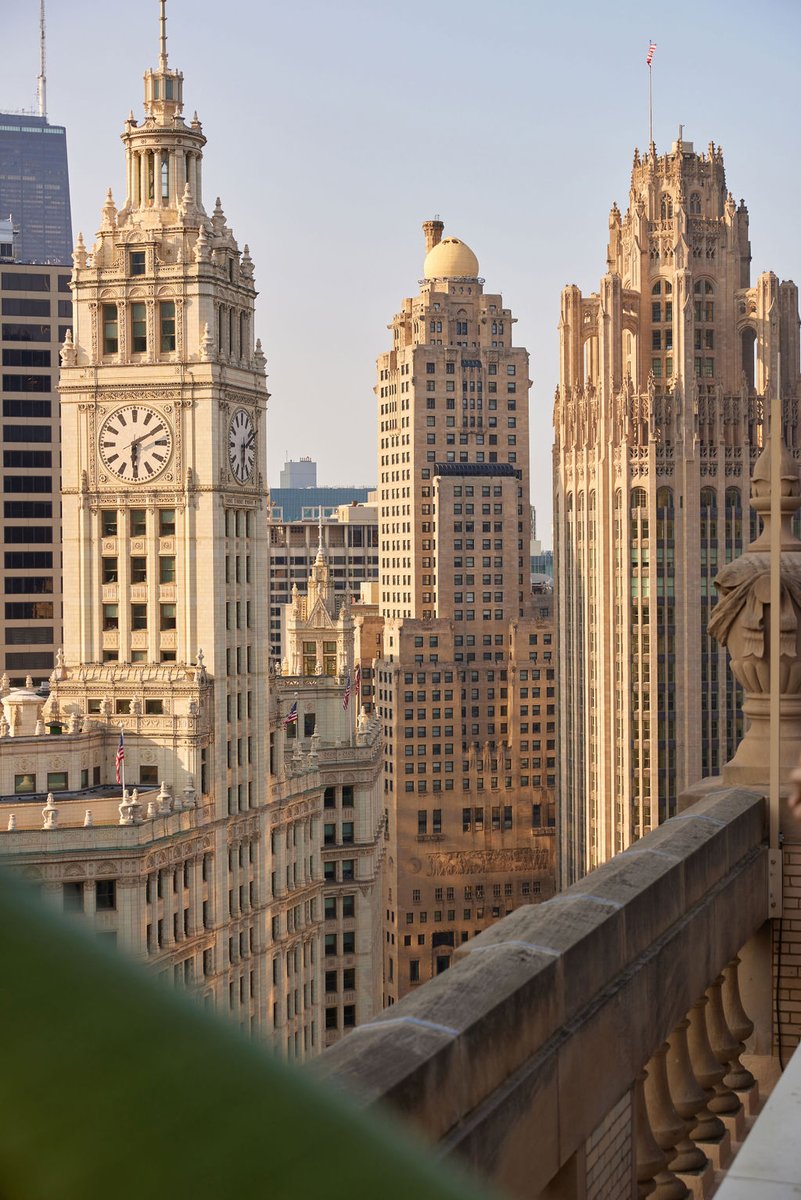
[
  {"x1": 284, "y1": 701, "x2": 298, "y2": 727},
  {"x1": 343, "y1": 673, "x2": 352, "y2": 711},
  {"x1": 354, "y1": 663, "x2": 361, "y2": 696},
  {"x1": 115, "y1": 730, "x2": 125, "y2": 785},
  {"x1": 646, "y1": 42, "x2": 656, "y2": 65}
]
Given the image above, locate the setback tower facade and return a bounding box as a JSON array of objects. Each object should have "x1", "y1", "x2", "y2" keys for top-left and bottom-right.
[
  {"x1": 554, "y1": 136, "x2": 801, "y2": 882},
  {"x1": 378, "y1": 221, "x2": 556, "y2": 999}
]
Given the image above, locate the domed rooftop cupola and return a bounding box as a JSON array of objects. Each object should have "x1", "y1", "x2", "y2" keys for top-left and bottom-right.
[{"x1": 423, "y1": 235, "x2": 480, "y2": 281}]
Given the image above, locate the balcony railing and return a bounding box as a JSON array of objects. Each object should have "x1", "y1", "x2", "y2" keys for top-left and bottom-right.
[{"x1": 316, "y1": 783, "x2": 772, "y2": 1198}]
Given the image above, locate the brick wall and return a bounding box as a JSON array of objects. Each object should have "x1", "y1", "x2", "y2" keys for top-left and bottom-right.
[{"x1": 584, "y1": 1090, "x2": 633, "y2": 1200}]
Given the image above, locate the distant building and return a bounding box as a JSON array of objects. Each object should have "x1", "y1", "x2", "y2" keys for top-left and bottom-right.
[
  {"x1": 269, "y1": 486, "x2": 374, "y2": 523},
  {"x1": 279, "y1": 457, "x2": 317, "y2": 488},
  {"x1": 273, "y1": 545, "x2": 385, "y2": 1047},
  {"x1": 0, "y1": 257, "x2": 70, "y2": 687},
  {"x1": 268, "y1": 503, "x2": 379, "y2": 663},
  {"x1": 0, "y1": 113, "x2": 72, "y2": 264},
  {"x1": 376, "y1": 220, "x2": 557, "y2": 1000},
  {"x1": 554, "y1": 134, "x2": 801, "y2": 882}
]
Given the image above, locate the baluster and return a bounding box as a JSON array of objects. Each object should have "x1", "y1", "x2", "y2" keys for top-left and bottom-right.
[
  {"x1": 705, "y1": 976, "x2": 749, "y2": 1100},
  {"x1": 687, "y1": 996, "x2": 739, "y2": 1116},
  {"x1": 635, "y1": 1069, "x2": 667, "y2": 1198},
  {"x1": 721, "y1": 957, "x2": 755, "y2": 1091},
  {"x1": 666, "y1": 1017, "x2": 724, "y2": 1147},
  {"x1": 643, "y1": 1044, "x2": 690, "y2": 1198}
]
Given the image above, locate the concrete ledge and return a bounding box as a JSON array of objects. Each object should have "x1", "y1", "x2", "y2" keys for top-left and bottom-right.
[{"x1": 314, "y1": 787, "x2": 768, "y2": 1199}]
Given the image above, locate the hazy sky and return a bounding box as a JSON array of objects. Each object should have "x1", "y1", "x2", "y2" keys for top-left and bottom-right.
[{"x1": 4, "y1": 0, "x2": 801, "y2": 542}]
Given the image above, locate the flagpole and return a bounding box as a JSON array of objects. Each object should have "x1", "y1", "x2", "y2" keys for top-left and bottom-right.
[
  {"x1": 647, "y1": 41, "x2": 656, "y2": 150},
  {"x1": 119, "y1": 721, "x2": 125, "y2": 797}
]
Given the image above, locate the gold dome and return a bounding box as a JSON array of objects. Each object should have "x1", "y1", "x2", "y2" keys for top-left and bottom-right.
[{"x1": 423, "y1": 236, "x2": 479, "y2": 280}]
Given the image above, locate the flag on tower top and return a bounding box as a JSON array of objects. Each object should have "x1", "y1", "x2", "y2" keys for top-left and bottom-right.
[
  {"x1": 646, "y1": 42, "x2": 656, "y2": 66},
  {"x1": 343, "y1": 673, "x2": 352, "y2": 711},
  {"x1": 284, "y1": 701, "x2": 298, "y2": 727}
]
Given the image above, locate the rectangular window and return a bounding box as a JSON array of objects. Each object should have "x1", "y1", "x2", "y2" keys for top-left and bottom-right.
[
  {"x1": 129, "y1": 251, "x2": 146, "y2": 276},
  {"x1": 130, "y1": 509, "x2": 147, "y2": 537},
  {"x1": 160, "y1": 603, "x2": 177, "y2": 631},
  {"x1": 417, "y1": 810, "x2": 427, "y2": 836},
  {"x1": 160, "y1": 301, "x2": 176, "y2": 352},
  {"x1": 103, "y1": 303, "x2": 118, "y2": 354},
  {"x1": 131, "y1": 603, "x2": 148, "y2": 630},
  {"x1": 130, "y1": 556, "x2": 147, "y2": 583},
  {"x1": 101, "y1": 510, "x2": 118, "y2": 537},
  {"x1": 14, "y1": 773, "x2": 36, "y2": 793},
  {"x1": 131, "y1": 302, "x2": 147, "y2": 353},
  {"x1": 96, "y1": 880, "x2": 117, "y2": 911},
  {"x1": 159, "y1": 509, "x2": 176, "y2": 537},
  {"x1": 102, "y1": 603, "x2": 119, "y2": 631},
  {"x1": 47, "y1": 771, "x2": 68, "y2": 791},
  {"x1": 159, "y1": 556, "x2": 175, "y2": 584}
]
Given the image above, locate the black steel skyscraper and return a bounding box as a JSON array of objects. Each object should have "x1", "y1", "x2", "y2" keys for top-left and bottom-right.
[{"x1": 0, "y1": 112, "x2": 72, "y2": 264}]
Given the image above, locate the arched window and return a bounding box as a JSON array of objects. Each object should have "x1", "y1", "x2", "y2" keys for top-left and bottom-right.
[
  {"x1": 660, "y1": 194, "x2": 673, "y2": 220},
  {"x1": 689, "y1": 193, "x2": 701, "y2": 215}
]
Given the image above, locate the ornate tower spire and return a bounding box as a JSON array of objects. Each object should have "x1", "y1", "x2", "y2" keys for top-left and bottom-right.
[{"x1": 118, "y1": 0, "x2": 206, "y2": 216}]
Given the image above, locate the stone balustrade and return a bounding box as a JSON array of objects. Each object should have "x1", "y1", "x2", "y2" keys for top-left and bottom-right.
[{"x1": 316, "y1": 785, "x2": 770, "y2": 1199}]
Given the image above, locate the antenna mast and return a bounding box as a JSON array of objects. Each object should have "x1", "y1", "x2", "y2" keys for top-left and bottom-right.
[
  {"x1": 159, "y1": 0, "x2": 168, "y2": 71},
  {"x1": 37, "y1": 0, "x2": 47, "y2": 120}
]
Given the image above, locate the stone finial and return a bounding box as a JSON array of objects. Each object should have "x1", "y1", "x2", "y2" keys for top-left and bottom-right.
[
  {"x1": 709, "y1": 435, "x2": 801, "y2": 789},
  {"x1": 199, "y1": 322, "x2": 213, "y2": 363},
  {"x1": 183, "y1": 776, "x2": 196, "y2": 809},
  {"x1": 42, "y1": 793, "x2": 58, "y2": 830},
  {"x1": 101, "y1": 188, "x2": 117, "y2": 228},
  {"x1": 194, "y1": 223, "x2": 211, "y2": 265},
  {"x1": 177, "y1": 181, "x2": 192, "y2": 219},
  {"x1": 100, "y1": 696, "x2": 112, "y2": 718},
  {"x1": 34, "y1": 719, "x2": 45, "y2": 736},
  {"x1": 73, "y1": 232, "x2": 88, "y2": 270},
  {"x1": 0, "y1": 716, "x2": 8, "y2": 739},
  {"x1": 0, "y1": 674, "x2": 8, "y2": 696},
  {"x1": 84, "y1": 810, "x2": 93, "y2": 828},
  {"x1": 157, "y1": 780, "x2": 172, "y2": 816},
  {"x1": 118, "y1": 788, "x2": 140, "y2": 826},
  {"x1": 240, "y1": 244, "x2": 254, "y2": 280},
  {"x1": 146, "y1": 800, "x2": 158, "y2": 819},
  {"x1": 191, "y1": 111, "x2": 202, "y2": 130},
  {"x1": 254, "y1": 338, "x2": 266, "y2": 372},
  {"x1": 25, "y1": 676, "x2": 33, "y2": 690},
  {"x1": 54, "y1": 646, "x2": 66, "y2": 680},
  {"x1": 212, "y1": 196, "x2": 225, "y2": 230},
  {"x1": 60, "y1": 328, "x2": 77, "y2": 367},
  {"x1": 67, "y1": 711, "x2": 80, "y2": 734},
  {"x1": 6, "y1": 812, "x2": 17, "y2": 831}
]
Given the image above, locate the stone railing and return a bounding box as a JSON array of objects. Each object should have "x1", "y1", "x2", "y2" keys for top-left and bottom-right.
[{"x1": 315, "y1": 786, "x2": 770, "y2": 1199}]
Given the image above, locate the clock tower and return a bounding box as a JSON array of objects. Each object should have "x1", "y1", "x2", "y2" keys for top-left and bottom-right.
[{"x1": 51, "y1": 3, "x2": 271, "y2": 1021}]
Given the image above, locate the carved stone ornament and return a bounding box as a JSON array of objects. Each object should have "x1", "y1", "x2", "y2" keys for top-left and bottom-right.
[{"x1": 709, "y1": 435, "x2": 801, "y2": 798}]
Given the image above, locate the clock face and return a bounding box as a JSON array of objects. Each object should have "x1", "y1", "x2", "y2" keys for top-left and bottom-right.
[
  {"x1": 99, "y1": 406, "x2": 173, "y2": 483},
  {"x1": 228, "y1": 408, "x2": 255, "y2": 484}
]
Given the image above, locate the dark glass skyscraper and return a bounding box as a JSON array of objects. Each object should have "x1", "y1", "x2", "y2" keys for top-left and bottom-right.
[{"x1": 0, "y1": 113, "x2": 72, "y2": 264}]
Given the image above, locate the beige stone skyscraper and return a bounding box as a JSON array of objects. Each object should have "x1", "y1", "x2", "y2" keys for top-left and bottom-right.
[
  {"x1": 378, "y1": 222, "x2": 556, "y2": 1000},
  {"x1": 555, "y1": 135, "x2": 801, "y2": 882}
]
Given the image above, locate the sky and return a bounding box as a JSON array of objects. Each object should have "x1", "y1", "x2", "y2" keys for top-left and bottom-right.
[{"x1": 4, "y1": 0, "x2": 801, "y2": 544}]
